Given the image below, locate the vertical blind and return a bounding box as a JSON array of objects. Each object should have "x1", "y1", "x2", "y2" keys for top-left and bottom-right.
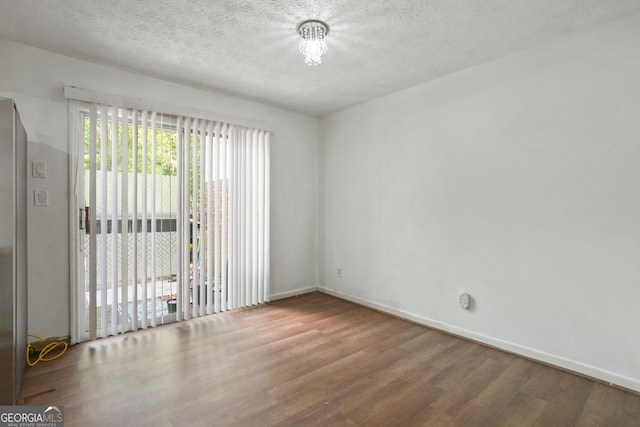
[{"x1": 72, "y1": 101, "x2": 270, "y2": 342}]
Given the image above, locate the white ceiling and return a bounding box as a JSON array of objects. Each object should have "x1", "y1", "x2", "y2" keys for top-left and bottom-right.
[{"x1": 1, "y1": 0, "x2": 639, "y2": 117}]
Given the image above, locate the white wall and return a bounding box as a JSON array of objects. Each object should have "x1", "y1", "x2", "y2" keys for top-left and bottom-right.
[
  {"x1": 319, "y1": 13, "x2": 640, "y2": 392},
  {"x1": 0, "y1": 39, "x2": 319, "y2": 339}
]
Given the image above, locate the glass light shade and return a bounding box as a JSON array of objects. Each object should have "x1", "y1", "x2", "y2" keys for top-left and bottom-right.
[{"x1": 298, "y1": 20, "x2": 329, "y2": 66}]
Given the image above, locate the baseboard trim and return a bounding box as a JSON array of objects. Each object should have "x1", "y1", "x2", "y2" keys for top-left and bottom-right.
[
  {"x1": 318, "y1": 287, "x2": 640, "y2": 394},
  {"x1": 270, "y1": 286, "x2": 318, "y2": 301}
]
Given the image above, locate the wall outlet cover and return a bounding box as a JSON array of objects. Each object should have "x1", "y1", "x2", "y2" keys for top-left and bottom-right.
[{"x1": 459, "y1": 293, "x2": 471, "y2": 310}]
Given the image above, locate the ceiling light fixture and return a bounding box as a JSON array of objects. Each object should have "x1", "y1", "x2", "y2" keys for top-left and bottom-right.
[{"x1": 298, "y1": 20, "x2": 329, "y2": 66}]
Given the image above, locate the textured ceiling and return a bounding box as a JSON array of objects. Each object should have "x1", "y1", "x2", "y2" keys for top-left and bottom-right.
[{"x1": 0, "y1": 0, "x2": 639, "y2": 116}]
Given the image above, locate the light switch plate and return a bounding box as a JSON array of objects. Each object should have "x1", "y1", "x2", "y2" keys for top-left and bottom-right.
[
  {"x1": 32, "y1": 161, "x2": 47, "y2": 178},
  {"x1": 34, "y1": 190, "x2": 49, "y2": 206}
]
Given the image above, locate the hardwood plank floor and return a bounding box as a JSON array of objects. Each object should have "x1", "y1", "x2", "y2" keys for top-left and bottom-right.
[{"x1": 18, "y1": 292, "x2": 640, "y2": 426}]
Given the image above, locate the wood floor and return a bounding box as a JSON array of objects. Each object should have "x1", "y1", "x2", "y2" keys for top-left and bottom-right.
[{"x1": 19, "y1": 292, "x2": 640, "y2": 426}]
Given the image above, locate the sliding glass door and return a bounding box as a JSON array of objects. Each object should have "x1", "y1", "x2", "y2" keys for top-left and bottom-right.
[{"x1": 70, "y1": 101, "x2": 270, "y2": 343}]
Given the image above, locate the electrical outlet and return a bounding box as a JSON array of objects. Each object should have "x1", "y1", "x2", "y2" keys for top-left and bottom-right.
[
  {"x1": 337, "y1": 267, "x2": 343, "y2": 278},
  {"x1": 459, "y1": 293, "x2": 471, "y2": 310}
]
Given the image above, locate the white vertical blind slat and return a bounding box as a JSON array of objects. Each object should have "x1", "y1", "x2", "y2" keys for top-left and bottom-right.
[
  {"x1": 252, "y1": 130, "x2": 259, "y2": 305},
  {"x1": 257, "y1": 130, "x2": 264, "y2": 305},
  {"x1": 141, "y1": 110, "x2": 148, "y2": 328},
  {"x1": 198, "y1": 120, "x2": 206, "y2": 316},
  {"x1": 176, "y1": 116, "x2": 185, "y2": 322},
  {"x1": 264, "y1": 132, "x2": 270, "y2": 302},
  {"x1": 246, "y1": 128, "x2": 252, "y2": 307},
  {"x1": 190, "y1": 119, "x2": 198, "y2": 319},
  {"x1": 89, "y1": 105, "x2": 98, "y2": 340},
  {"x1": 230, "y1": 124, "x2": 237, "y2": 311},
  {"x1": 220, "y1": 123, "x2": 227, "y2": 313},
  {"x1": 110, "y1": 107, "x2": 119, "y2": 334},
  {"x1": 99, "y1": 105, "x2": 108, "y2": 338},
  {"x1": 214, "y1": 122, "x2": 221, "y2": 312},
  {"x1": 131, "y1": 110, "x2": 139, "y2": 330},
  {"x1": 121, "y1": 108, "x2": 129, "y2": 333},
  {"x1": 206, "y1": 121, "x2": 214, "y2": 315},
  {"x1": 222, "y1": 123, "x2": 230, "y2": 311},
  {"x1": 182, "y1": 117, "x2": 191, "y2": 319},
  {"x1": 234, "y1": 126, "x2": 241, "y2": 311},
  {"x1": 150, "y1": 112, "x2": 158, "y2": 327},
  {"x1": 239, "y1": 128, "x2": 249, "y2": 308}
]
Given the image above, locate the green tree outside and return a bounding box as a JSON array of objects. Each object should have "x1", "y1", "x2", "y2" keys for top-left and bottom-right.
[{"x1": 83, "y1": 117, "x2": 178, "y2": 176}]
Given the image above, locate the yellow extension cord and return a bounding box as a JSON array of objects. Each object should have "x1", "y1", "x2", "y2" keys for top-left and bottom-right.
[{"x1": 26, "y1": 334, "x2": 68, "y2": 367}]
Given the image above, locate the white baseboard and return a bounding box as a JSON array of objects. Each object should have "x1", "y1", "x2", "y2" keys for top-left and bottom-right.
[
  {"x1": 318, "y1": 286, "x2": 640, "y2": 393},
  {"x1": 269, "y1": 286, "x2": 318, "y2": 301}
]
